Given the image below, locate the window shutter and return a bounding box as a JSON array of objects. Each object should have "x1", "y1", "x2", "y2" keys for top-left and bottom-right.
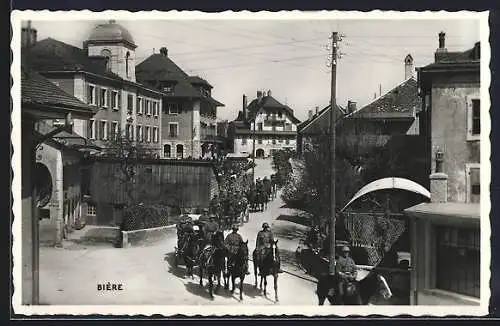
[
  {"x1": 107, "y1": 90, "x2": 111, "y2": 108},
  {"x1": 87, "y1": 120, "x2": 92, "y2": 139},
  {"x1": 96, "y1": 87, "x2": 101, "y2": 107},
  {"x1": 87, "y1": 85, "x2": 92, "y2": 104},
  {"x1": 136, "y1": 96, "x2": 140, "y2": 113},
  {"x1": 118, "y1": 92, "x2": 122, "y2": 109}
]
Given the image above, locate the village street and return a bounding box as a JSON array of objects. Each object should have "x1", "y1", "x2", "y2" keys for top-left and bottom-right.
[{"x1": 39, "y1": 159, "x2": 318, "y2": 305}]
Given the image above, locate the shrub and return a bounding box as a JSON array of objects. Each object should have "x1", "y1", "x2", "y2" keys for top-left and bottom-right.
[{"x1": 122, "y1": 203, "x2": 178, "y2": 231}]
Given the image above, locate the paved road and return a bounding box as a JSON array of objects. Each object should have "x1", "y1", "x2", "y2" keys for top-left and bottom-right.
[{"x1": 39, "y1": 159, "x2": 317, "y2": 305}]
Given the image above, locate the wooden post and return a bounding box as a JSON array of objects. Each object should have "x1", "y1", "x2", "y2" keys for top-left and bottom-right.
[{"x1": 329, "y1": 32, "x2": 338, "y2": 275}]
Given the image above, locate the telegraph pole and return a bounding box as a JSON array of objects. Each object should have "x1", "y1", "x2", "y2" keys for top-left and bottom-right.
[{"x1": 328, "y1": 32, "x2": 339, "y2": 275}]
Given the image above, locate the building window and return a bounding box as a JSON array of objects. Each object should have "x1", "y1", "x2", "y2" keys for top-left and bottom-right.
[
  {"x1": 111, "y1": 121, "x2": 119, "y2": 140},
  {"x1": 272, "y1": 139, "x2": 276, "y2": 145},
  {"x1": 88, "y1": 119, "x2": 96, "y2": 139},
  {"x1": 125, "y1": 51, "x2": 130, "y2": 78},
  {"x1": 137, "y1": 97, "x2": 143, "y2": 115},
  {"x1": 257, "y1": 122, "x2": 263, "y2": 131},
  {"x1": 436, "y1": 225, "x2": 480, "y2": 298},
  {"x1": 137, "y1": 125, "x2": 143, "y2": 142},
  {"x1": 467, "y1": 97, "x2": 480, "y2": 141},
  {"x1": 87, "y1": 204, "x2": 96, "y2": 216},
  {"x1": 285, "y1": 138, "x2": 290, "y2": 145},
  {"x1": 164, "y1": 144, "x2": 171, "y2": 158},
  {"x1": 258, "y1": 138, "x2": 263, "y2": 144},
  {"x1": 466, "y1": 163, "x2": 480, "y2": 203},
  {"x1": 100, "y1": 88, "x2": 108, "y2": 108},
  {"x1": 285, "y1": 123, "x2": 292, "y2": 131},
  {"x1": 111, "y1": 91, "x2": 119, "y2": 110},
  {"x1": 242, "y1": 137, "x2": 247, "y2": 145},
  {"x1": 99, "y1": 120, "x2": 108, "y2": 140},
  {"x1": 169, "y1": 123, "x2": 178, "y2": 138},
  {"x1": 169, "y1": 103, "x2": 179, "y2": 115},
  {"x1": 278, "y1": 111, "x2": 283, "y2": 118},
  {"x1": 88, "y1": 84, "x2": 97, "y2": 105},
  {"x1": 176, "y1": 144, "x2": 184, "y2": 158},
  {"x1": 153, "y1": 127, "x2": 159, "y2": 143},
  {"x1": 278, "y1": 138, "x2": 283, "y2": 143},
  {"x1": 145, "y1": 100, "x2": 150, "y2": 116},
  {"x1": 145, "y1": 126, "x2": 151, "y2": 142},
  {"x1": 127, "y1": 94, "x2": 134, "y2": 114},
  {"x1": 126, "y1": 124, "x2": 134, "y2": 141},
  {"x1": 153, "y1": 101, "x2": 159, "y2": 117}
]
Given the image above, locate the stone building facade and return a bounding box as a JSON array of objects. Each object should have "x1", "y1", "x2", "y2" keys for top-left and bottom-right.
[{"x1": 405, "y1": 32, "x2": 481, "y2": 305}]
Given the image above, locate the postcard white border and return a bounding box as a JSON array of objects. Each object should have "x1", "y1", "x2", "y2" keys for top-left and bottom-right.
[{"x1": 11, "y1": 9, "x2": 491, "y2": 316}]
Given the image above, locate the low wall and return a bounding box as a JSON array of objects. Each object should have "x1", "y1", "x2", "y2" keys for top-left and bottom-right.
[{"x1": 122, "y1": 225, "x2": 176, "y2": 248}]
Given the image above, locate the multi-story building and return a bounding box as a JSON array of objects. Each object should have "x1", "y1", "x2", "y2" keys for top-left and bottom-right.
[
  {"x1": 23, "y1": 20, "x2": 164, "y2": 156},
  {"x1": 229, "y1": 91, "x2": 301, "y2": 158},
  {"x1": 135, "y1": 47, "x2": 225, "y2": 159},
  {"x1": 404, "y1": 32, "x2": 481, "y2": 305}
]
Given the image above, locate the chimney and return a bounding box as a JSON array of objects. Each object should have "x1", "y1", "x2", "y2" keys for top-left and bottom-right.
[
  {"x1": 347, "y1": 101, "x2": 357, "y2": 113},
  {"x1": 308, "y1": 110, "x2": 313, "y2": 120},
  {"x1": 435, "y1": 31, "x2": 448, "y2": 62},
  {"x1": 267, "y1": 90, "x2": 272, "y2": 97},
  {"x1": 473, "y1": 42, "x2": 480, "y2": 60},
  {"x1": 257, "y1": 91, "x2": 263, "y2": 102},
  {"x1": 404, "y1": 54, "x2": 414, "y2": 80},
  {"x1": 429, "y1": 149, "x2": 448, "y2": 203},
  {"x1": 315, "y1": 106, "x2": 319, "y2": 115},
  {"x1": 159, "y1": 47, "x2": 168, "y2": 57},
  {"x1": 242, "y1": 94, "x2": 248, "y2": 120},
  {"x1": 21, "y1": 20, "x2": 37, "y2": 49}
]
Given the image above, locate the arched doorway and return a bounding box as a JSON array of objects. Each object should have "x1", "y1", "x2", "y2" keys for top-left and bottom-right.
[
  {"x1": 256, "y1": 148, "x2": 265, "y2": 158},
  {"x1": 176, "y1": 144, "x2": 184, "y2": 158},
  {"x1": 35, "y1": 162, "x2": 52, "y2": 208},
  {"x1": 163, "y1": 144, "x2": 171, "y2": 158}
]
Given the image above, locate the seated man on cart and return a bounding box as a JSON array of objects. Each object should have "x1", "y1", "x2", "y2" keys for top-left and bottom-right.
[{"x1": 176, "y1": 214, "x2": 193, "y2": 249}]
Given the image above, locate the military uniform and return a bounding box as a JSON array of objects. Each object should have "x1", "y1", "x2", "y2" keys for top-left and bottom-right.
[
  {"x1": 256, "y1": 229, "x2": 274, "y2": 250},
  {"x1": 336, "y1": 248, "x2": 358, "y2": 303},
  {"x1": 203, "y1": 220, "x2": 220, "y2": 244},
  {"x1": 225, "y1": 232, "x2": 244, "y2": 255},
  {"x1": 177, "y1": 215, "x2": 193, "y2": 248},
  {"x1": 198, "y1": 212, "x2": 210, "y2": 223}
]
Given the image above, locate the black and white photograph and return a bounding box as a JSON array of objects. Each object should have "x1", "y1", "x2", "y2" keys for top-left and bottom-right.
[{"x1": 11, "y1": 10, "x2": 490, "y2": 316}]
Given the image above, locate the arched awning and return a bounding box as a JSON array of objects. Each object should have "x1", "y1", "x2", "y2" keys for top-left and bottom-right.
[{"x1": 340, "y1": 177, "x2": 430, "y2": 213}]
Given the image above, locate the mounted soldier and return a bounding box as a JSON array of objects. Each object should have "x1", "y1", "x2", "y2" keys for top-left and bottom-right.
[
  {"x1": 224, "y1": 224, "x2": 250, "y2": 274},
  {"x1": 203, "y1": 214, "x2": 220, "y2": 246},
  {"x1": 177, "y1": 214, "x2": 193, "y2": 248},
  {"x1": 336, "y1": 245, "x2": 358, "y2": 304},
  {"x1": 199, "y1": 208, "x2": 210, "y2": 224},
  {"x1": 255, "y1": 222, "x2": 281, "y2": 271}
]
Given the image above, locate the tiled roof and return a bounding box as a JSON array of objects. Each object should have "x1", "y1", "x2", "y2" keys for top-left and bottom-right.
[
  {"x1": 21, "y1": 65, "x2": 95, "y2": 115},
  {"x1": 297, "y1": 103, "x2": 346, "y2": 134},
  {"x1": 136, "y1": 53, "x2": 224, "y2": 107},
  {"x1": 23, "y1": 38, "x2": 121, "y2": 80},
  {"x1": 348, "y1": 77, "x2": 420, "y2": 118},
  {"x1": 246, "y1": 95, "x2": 300, "y2": 123}
]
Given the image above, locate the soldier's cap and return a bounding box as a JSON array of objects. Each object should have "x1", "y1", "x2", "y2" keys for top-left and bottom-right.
[
  {"x1": 232, "y1": 224, "x2": 239, "y2": 231},
  {"x1": 341, "y1": 246, "x2": 351, "y2": 252},
  {"x1": 262, "y1": 222, "x2": 269, "y2": 228}
]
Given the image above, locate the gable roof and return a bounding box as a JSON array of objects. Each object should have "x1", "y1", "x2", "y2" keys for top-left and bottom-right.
[
  {"x1": 298, "y1": 103, "x2": 346, "y2": 134},
  {"x1": 21, "y1": 65, "x2": 96, "y2": 117},
  {"x1": 246, "y1": 95, "x2": 300, "y2": 123},
  {"x1": 136, "y1": 53, "x2": 224, "y2": 106},
  {"x1": 346, "y1": 77, "x2": 420, "y2": 120}
]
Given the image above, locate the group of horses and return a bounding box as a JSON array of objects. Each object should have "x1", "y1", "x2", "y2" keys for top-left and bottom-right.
[
  {"x1": 246, "y1": 176, "x2": 278, "y2": 213},
  {"x1": 174, "y1": 230, "x2": 281, "y2": 302}
]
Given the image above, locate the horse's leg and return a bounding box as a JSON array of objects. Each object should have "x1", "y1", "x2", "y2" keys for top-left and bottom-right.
[
  {"x1": 239, "y1": 275, "x2": 244, "y2": 301},
  {"x1": 199, "y1": 265, "x2": 203, "y2": 287},
  {"x1": 318, "y1": 294, "x2": 326, "y2": 305},
  {"x1": 253, "y1": 261, "x2": 258, "y2": 288},
  {"x1": 274, "y1": 274, "x2": 279, "y2": 302},
  {"x1": 263, "y1": 275, "x2": 267, "y2": 296},
  {"x1": 209, "y1": 274, "x2": 214, "y2": 299},
  {"x1": 231, "y1": 275, "x2": 235, "y2": 293}
]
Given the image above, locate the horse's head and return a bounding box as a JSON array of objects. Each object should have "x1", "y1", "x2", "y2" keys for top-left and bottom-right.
[{"x1": 239, "y1": 240, "x2": 249, "y2": 258}]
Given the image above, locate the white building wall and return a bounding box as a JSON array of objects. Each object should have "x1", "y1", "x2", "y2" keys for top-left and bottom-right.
[{"x1": 87, "y1": 43, "x2": 136, "y2": 82}]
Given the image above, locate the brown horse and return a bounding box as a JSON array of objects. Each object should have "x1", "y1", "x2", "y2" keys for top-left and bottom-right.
[
  {"x1": 223, "y1": 240, "x2": 249, "y2": 301},
  {"x1": 253, "y1": 240, "x2": 280, "y2": 302},
  {"x1": 198, "y1": 230, "x2": 225, "y2": 299}
]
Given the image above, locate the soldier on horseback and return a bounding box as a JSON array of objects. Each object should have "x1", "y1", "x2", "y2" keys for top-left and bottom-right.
[
  {"x1": 177, "y1": 214, "x2": 193, "y2": 248},
  {"x1": 199, "y1": 208, "x2": 210, "y2": 223},
  {"x1": 255, "y1": 222, "x2": 282, "y2": 272},
  {"x1": 224, "y1": 224, "x2": 250, "y2": 274},
  {"x1": 203, "y1": 214, "x2": 220, "y2": 246},
  {"x1": 336, "y1": 245, "x2": 358, "y2": 304}
]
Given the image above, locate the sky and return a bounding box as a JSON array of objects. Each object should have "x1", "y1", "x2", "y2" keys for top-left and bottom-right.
[{"x1": 29, "y1": 17, "x2": 481, "y2": 122}]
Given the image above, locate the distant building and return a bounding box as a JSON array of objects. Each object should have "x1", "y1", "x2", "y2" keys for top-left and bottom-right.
[
  {"x1": 404, "y1": 32, "x2": 481, "y2": 305},
  {"x1": 23, "y1": 20, "x2": 164, "y2": 156},
  {"x1": 229, "y1": 91, "x2": 301, "y2": 158},
  {"x1": 136, "y1": 47, "x2": 225, "y2": 159}
]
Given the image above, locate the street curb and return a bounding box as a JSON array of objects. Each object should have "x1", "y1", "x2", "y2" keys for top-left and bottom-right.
[{"x1": 122, "y1": 224, "x2": 176, "y2": 248}]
